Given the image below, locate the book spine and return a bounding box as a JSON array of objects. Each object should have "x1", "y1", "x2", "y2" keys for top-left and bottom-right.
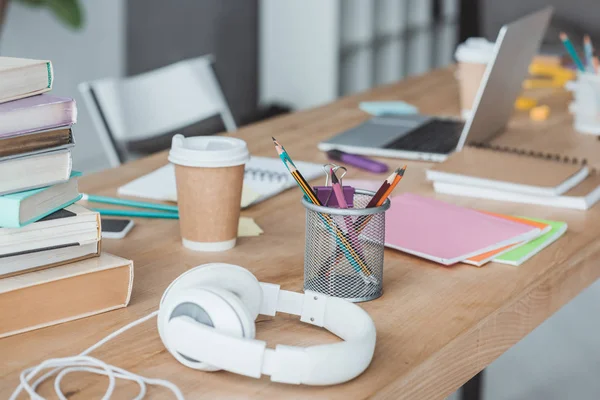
[
  {"x1": 0, "y1": 197, "x2": 20, "y2": 228},
  {"x1": 46, "y1": 61, "x2": 53, "y2": 89}
]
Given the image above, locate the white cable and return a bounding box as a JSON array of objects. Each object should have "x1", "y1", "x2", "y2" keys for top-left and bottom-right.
[{"x1": 10, "y1": 310, "x2": 184, "y2": 400}]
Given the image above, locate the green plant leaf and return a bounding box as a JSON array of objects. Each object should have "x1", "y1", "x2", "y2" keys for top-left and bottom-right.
[
  {"x1": 48, "y1": 0, "x2": 83, "y2": 28},
  {"x1": 15, "y1": 0, "x2": 46, "y2": 6},
  {"x1": 19, "y1": 0, "x2": 84, "y2": 29}
]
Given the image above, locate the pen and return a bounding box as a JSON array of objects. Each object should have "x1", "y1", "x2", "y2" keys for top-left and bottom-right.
[
  {"x1": 559, "y1": 32, "x2": 585, "y2": 72},
  {"x1": 92, "y1": 209, "x2": 179, "y2": 219},
  {"x1": 583, "y1": 35, "x2": 595, "y2": 73},
  {"x1": 82, "y1": 194, "x2": 178, "y2": 213},
  {"x1": 326, "y1": 150, "x2": 389, "y2": 173}
]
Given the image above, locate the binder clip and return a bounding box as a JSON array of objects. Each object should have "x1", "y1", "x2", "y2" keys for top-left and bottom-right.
[{"x1": 314, "y1": 164, "x2": 355, "y2": 207}]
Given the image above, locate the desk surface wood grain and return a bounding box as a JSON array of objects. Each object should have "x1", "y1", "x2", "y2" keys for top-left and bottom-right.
[{"x1": 3, "y1": 68, "x2": 600, "y2": 399}]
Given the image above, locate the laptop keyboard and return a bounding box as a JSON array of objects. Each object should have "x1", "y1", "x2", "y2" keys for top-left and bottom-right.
[{"x1": 383, "y1": 119, "x2": 465, "y2": 154}]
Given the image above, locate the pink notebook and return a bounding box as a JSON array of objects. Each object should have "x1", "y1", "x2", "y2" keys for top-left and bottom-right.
[{"x1": 384, "y1": 193, "x2": 541, "y2": 265}]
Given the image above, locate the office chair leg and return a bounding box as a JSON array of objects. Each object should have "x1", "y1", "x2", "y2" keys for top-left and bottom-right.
[{"x1": 460, "y1": 370, "x2": 484, "y2": 400}]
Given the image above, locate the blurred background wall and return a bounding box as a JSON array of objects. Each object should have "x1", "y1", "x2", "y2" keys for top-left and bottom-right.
[{"x1": 0, "y1": 0, "x2": 125, "y2": 172}]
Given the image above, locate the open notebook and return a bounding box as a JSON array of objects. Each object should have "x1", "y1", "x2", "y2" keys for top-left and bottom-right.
[{"x1": 117, "y1": 156, "x2": 324, "y2": 207}]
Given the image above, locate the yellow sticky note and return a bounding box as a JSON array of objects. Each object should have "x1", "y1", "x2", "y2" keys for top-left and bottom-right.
[
  {"x1": 241, "y1": 185, "x2": 261, "y2": 208},
  {"x1": 530, "y1": 105, "x2": 550, "y2": 121},
  {"x1": 238, "y1": 217, "x2": 263, "y2": 237},
  {"x1": 515, "y1": 97, "x2": 538, "y2": 110}
]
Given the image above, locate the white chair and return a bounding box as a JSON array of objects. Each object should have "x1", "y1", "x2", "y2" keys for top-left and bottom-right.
[{"x1": 79, "y1": 55, "x2": 237, "y2": 167}]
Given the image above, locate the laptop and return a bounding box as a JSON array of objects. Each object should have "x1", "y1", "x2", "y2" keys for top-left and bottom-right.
[{"x1": 318, "y1": 7, "x2": 553, "y2": 162}]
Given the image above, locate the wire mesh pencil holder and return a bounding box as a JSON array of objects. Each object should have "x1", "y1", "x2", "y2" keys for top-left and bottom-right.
[{"x1": 302, "y1": 190, "x2": 391, "y2": 302}]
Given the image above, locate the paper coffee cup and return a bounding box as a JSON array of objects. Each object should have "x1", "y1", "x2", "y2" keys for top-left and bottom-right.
[
  {"x1": 455, "y1": 38, "x2": 495, "y2": 119},
  {"x1": 169, "y1": 134, "x2": 250, "y2": 252}
]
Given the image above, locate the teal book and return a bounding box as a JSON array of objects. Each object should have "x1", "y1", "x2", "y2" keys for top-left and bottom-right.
[
  {"x1": 0, "y1": 172, "x2": 82, "y2": 228},
  {"x1": 493, "y1": 217, "x2": 568, "y2": 266}
]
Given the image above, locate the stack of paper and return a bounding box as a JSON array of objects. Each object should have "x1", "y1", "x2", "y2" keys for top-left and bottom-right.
[{"x1": 384, "y1": 193, "x2": 567, "y2": 267}]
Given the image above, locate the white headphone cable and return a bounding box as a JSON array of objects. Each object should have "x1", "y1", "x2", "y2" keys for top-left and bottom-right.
[{"x1": 10, "y1": 310, "x2": 185, "y2": 400}]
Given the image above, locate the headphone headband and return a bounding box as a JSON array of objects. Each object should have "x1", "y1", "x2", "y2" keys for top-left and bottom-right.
[{"x1": 162, "y1": 283, "x2": 376, "y2": 385}]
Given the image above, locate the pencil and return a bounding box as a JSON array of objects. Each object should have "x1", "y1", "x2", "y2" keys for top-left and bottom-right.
[
  {"x1": 378, "y1": 166, "x2": 407, "y2": 206},
  {"x1": 365, "y1": 169, "x2": 398, "y2": 208},
  {"x1": 274, "y1": 139, "x2": 371, "y2": 275},
  {"x1": 594, "y1": 56, "x2": 600, "y2": 74},
  {"x1": 354, "y1": 165, "x2": 407, "y2": 233},
  {"x1": 272, "y1": 137, "x2": 297, "y2": 169},
  {"x1": 560, "y1": 32, "x2": 585, "y2": 72},
  {"x1": 284, "y1": 158, "x2": 321, "y2": 205},
  {"x1": 93, "y1": 209, "x2": 179, "y2": 219},
  {"x1": 583, "y1": 35, "x2": 595, "y2": 72},
  {"x1": 82, "y1": 194, "x2": 179, "y2": 213}
]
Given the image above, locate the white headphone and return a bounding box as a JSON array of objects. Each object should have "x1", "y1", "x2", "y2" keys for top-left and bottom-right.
[
  {"x1": 157, "y1": 263, "x2": 377, "y2": 386},
  {"x1": 11, "y1": 263, "x2": 377, "y2": 399}
]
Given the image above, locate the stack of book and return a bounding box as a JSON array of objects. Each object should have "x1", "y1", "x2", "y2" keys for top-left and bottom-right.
[
  {"x1": 0, "y1": 57, "x2": 133, "y2": 338},
  {"x1": 426, "y1": 147, "x2": 600, "y2": 210}
]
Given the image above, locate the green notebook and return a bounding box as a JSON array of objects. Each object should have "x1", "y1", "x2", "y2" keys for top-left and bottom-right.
[
  {"x1": 0, "y1": 172, "x2": 81, "y2": 228},
  {"x1": 493, "y1": 217, "x2": 567, "y2": 266}
]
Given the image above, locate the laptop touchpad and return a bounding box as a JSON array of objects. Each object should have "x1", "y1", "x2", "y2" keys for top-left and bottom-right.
[{"x1": 326, "y1": 115, "x2": 431, "y2": 147}]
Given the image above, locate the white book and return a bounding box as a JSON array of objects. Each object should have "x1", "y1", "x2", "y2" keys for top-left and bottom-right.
[
  {"x1": 0, "y1": 241, "x2": 100, "y2": 278},
  {"x1": 0, "y1": 204, "x2": 101, "y2": 256},
  {"x1": 432, "y1": 174, "x2": 600, "y2": 211},
  {"x1": 0, "y1": 57, "x2": 53, "y2": 103},
  {"x1": 0, "y1": 149, "x2": 73, "y2": 195}
]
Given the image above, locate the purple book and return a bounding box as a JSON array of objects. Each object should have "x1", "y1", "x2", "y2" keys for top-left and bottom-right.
[{"x1": 0, "y1": 94, "x2": 77, "y2": 138}]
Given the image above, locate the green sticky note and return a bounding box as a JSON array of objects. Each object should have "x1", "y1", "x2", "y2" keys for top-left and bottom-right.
[{"x1": 494, "y1": 217, "x2": 567, "y2": 266}]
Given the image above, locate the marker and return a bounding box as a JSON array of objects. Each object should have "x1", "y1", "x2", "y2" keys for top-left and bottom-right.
[{"x1": 326, "y1": 150, "x2": 389, "y2": 173}]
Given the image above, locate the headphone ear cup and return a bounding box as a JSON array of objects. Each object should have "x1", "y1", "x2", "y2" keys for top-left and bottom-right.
[
  {"x1": 205, "y1": 287, "x2": 256, "y2": 340},
  {"x1": 158, "y1": 288, "x2": 245, "y2": 372}
]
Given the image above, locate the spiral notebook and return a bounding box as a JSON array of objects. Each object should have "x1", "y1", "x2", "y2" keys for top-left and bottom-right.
[
  {"x1": 427, "y1": 147, "x2": 590, "y2": 196},
  {"x1": 117, "y1": 156, "x2": 324, "y2": 207}
]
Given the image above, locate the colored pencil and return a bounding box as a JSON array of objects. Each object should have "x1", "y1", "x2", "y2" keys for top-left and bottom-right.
[
  {"x1": 593, "y1": 56, "x2": 600, "y2": 74},
  {"x1": 92, "y1": 208, "x2": 179, "y2": 219},
  {"x1": 583, "y1": 35, "x2": 595, "y2": 72},
  {"x1": 331, "y1": 168, "x2": 365, "y2": 256},
  {"x1": 378, "y1": 166, "x2": 407, "y2": 206},
  {"x1": 82, "y1": 194, "x2": 178, "y2": 213},
  {"x1": 272, "y1": 137, "x2": 297, "y2": 169},
  {"x1": 354, "y1": 166, "x2": 407, "y2": 234},
  {"x1": 560, "y1": 32, "x2": 585, "y2": 72},
  {"x1": 284, "y1": 158, "x2": 321, "y2": 205},
  {"x1": 273, "y1": 139, "x2": 371, "y2": 275},
  {"x1": 365, "y1": 169, "x2": 398, "y2": 208}
]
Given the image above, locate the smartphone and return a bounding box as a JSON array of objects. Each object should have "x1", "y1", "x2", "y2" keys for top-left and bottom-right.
[{"x1": 101, "y1": 218, "x2": 135, "y2": 239}]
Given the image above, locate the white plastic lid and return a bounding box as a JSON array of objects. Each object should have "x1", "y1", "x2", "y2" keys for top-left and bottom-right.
[
  {"x1": 168, "y1": 134, "x2": 250, "y2": 168},
  {"x1": 455, "y1": 37, "x2": 495, "y2": 64}
]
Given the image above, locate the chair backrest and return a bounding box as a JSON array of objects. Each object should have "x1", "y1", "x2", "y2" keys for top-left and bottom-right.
[{"x1": 79, "y1": 55, "x2": 237, "y2": 167}]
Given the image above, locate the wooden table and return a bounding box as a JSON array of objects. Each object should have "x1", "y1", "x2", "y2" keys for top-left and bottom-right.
[{"x1": 3, "y1": 67, "x2": 600, "y2": 399}]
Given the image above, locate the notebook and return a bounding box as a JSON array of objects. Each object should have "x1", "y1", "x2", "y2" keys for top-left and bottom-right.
[
  {"x1": 384, "y1": 193, "x2": 542, "y2": 265},
  {"x1": 433, "y1": 173, "x2": 600, "y2": 210},
  {"x1": 0, "y1": 57, "x2": 53, "y2": 104},
  {"x1": 462, "y1": 214, "x2": 552, "y2": 267},
  {"x1": 426, "y1": 147, "x2": 589, "y2": 196},
  {"x1": 493, "y1": 217, "x2": 567, "y2": 266},
  {"x1": 117, "y1": 156, "x2": 324, "y2": 207}
]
